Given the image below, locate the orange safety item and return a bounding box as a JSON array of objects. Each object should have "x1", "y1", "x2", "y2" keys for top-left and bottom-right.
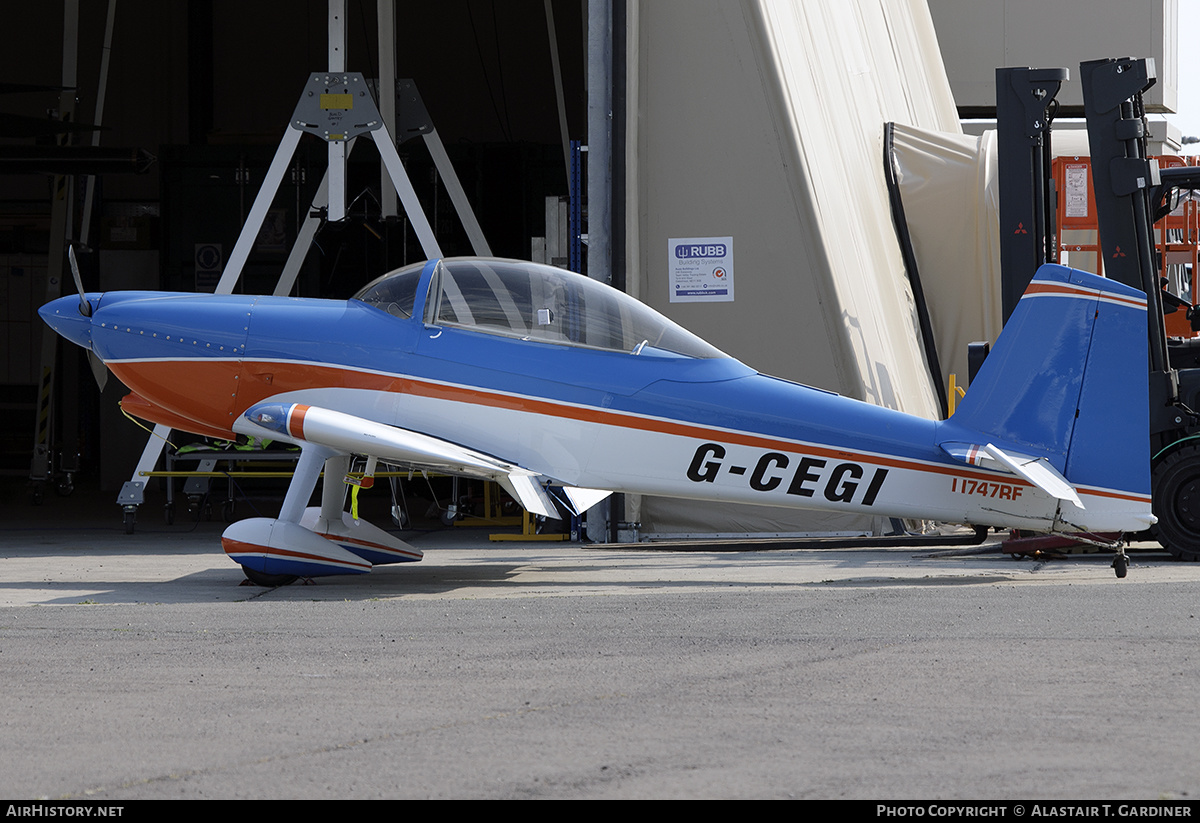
[{"x1": 1052, "y1": 154, "x2": 1200, "y2": 337}]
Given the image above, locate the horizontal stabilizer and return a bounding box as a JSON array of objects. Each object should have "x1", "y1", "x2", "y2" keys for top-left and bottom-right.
[
  {"x1": 984, "y1": 444, "x2": 1083, "y2": 509},
  {"x1": 939, "y1": 442, "x2": 993, "y2": 469},
  {"x1": 941, "y1": 440, "x2": 1083, "y2": 508}
]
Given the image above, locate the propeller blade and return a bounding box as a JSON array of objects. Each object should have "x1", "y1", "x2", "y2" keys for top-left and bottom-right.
[
  {"x1": 68, "y1": 246, "x2": 90, "y2": 317},
  {"x1": 88, "y1": 351, "x2": 108, "y2": 392},
  {"x1": 68, "y1": 246, "x2": 106, "y2": 389}
]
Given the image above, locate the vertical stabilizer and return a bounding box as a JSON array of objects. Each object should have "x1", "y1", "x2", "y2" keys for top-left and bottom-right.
[{"x1": 938, "y1": 264, "x2": 1150, "y2": 503}]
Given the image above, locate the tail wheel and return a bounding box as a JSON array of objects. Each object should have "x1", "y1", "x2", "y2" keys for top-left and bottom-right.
[{"x1": 1151, "y1": 444, "x2": 1200, "y2": 561}]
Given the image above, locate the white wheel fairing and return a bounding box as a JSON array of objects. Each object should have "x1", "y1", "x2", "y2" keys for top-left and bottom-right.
[{"x1": 222, "y1": 518, "x2": 372, "y2": 578}]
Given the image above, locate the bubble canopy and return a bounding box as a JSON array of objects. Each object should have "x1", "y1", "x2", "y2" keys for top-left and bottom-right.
[{"x1": 353, "y1": 257, "x2": 727, "y2": 359}]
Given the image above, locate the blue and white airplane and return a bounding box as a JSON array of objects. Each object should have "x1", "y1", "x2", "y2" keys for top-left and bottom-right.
[{"x1": 40, "y1": 256, "x2": 1155, "y2": 584}]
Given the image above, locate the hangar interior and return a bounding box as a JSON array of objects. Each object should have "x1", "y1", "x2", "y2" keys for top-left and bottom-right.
[{"x1": 1, "y1": 0, "x2": 1182, "y2": 540}]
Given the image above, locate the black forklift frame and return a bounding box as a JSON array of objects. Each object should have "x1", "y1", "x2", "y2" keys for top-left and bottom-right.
[{"x1": 996, "y1": 57, "x2": 1200, "y2": 560}]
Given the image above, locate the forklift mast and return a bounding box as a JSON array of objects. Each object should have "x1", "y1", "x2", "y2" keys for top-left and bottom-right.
[
  {"x1": 997, "y1": 57, "x2": 1200, "y2": 561},
  {"x1": 995, "y1": 66, "x2": 1067, "y2": 322},
  {"x1": 1077, "y1": 57, "x2": 1200, "y2": 438},
  {"x1": 1078, "y1": 58, "x2": 1172, "y2": 379}
]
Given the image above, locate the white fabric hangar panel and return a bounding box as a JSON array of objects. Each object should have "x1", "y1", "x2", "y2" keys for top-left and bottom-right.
[
  {"x1": 625, "y1": 0, "x2": 962, "y2": 537},
  {"x1": 887, "y1": 126, "x2": 1097, "y2": 395},
  {"x1": 887, "y1": 123, "x2": 1003, "y2": 393}
]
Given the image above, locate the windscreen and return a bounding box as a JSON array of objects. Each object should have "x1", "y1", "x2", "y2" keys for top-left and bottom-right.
[
  {"x1": 358, "y1": 258, "x2": 726, "y2": 359},
  {"x1": 353, "y1": 261, "x2": 425, "y2": 319}
]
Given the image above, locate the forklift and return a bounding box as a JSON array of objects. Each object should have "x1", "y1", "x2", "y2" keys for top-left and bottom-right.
[{"x1": 997, "y1": 57, "x2": 1200, "y2": 562}]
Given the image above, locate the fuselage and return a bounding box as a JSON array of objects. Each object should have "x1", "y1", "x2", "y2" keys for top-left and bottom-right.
[{"x1": 38, "y1": 263, "x2": 1150, "y2": 535}]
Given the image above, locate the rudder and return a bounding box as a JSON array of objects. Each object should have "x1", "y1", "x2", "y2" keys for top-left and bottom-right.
[{"x1": 940, "y1": 263, "x2": 1150, "y2": 502}]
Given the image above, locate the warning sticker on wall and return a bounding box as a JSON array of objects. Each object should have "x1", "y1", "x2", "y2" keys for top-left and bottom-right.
[{"x1": 668, "y1": 236, "x2": 734, "y2": 303}]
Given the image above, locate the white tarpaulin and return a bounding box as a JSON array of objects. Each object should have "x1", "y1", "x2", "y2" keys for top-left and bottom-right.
[
  {"x1": 887, "y1": 124, "x2": 1093, "y2": 392},
  {"x1": 886, "y1": 123, "x2": 1002, "y2": 391}
]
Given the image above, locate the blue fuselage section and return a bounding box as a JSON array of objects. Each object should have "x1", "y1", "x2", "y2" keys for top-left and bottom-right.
[{"x1": 59, "y1": 289, "x2": 941, "y2": 472}]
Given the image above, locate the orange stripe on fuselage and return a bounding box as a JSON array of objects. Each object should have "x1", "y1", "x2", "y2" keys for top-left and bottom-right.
[
  {"x1": 111, "y1": 357, "x2": 1150, "y2": 505},
  {"x1": 109, "y1": 359, "x2": 243, "y2": 437},
  {"x1": 120, "y1": 392, "x2": 242, "y2": 441}
]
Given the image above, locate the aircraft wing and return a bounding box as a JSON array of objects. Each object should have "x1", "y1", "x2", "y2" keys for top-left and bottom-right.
[
  {"x1": 233, "y1": 401, "x2": 601, "y2": 519},
  {"x1": 939, "y1": 441, "x2": 1084, "y2": 509}
]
